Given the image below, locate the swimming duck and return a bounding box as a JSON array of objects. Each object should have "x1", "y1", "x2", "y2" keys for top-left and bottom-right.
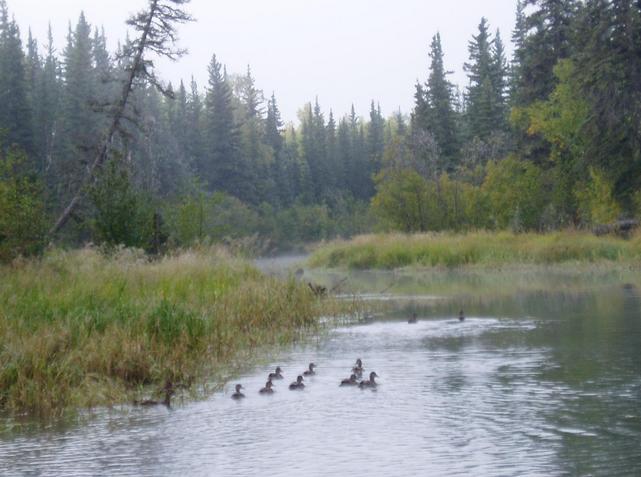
[
  {"x1": 359, "y1": 371, "x2": 379, "y2": 388},
  {"x1": 134, "y1": 382, "x2": 174, "y2": 407},
  {"x1": 303, "y1": 363, "x2": 317, "y2": 376},
  {"x1": 340, "y1": 374, "x2": 358, "y2": 386},
  {"x1": 408, "y1": 312, "x2": 418, "y2": 324},
  {"x1": 289, "y1": 375, "x2": 305, "y2": 390},
  {"x1": 458, "y1": 310, "x2": 465, "y2": 322},
  {"x1": 231, "y1": 384, "x2": 245, "y2": 400},
  {"x1": 268, "y1": 366, "x2": 284, "y2": 380},
  {"x1": 352, "y1": 358, "x2": 363, "y2": 377},
  {"x1": 259, "y1": 380, "x2": 274, "y2": 394}
]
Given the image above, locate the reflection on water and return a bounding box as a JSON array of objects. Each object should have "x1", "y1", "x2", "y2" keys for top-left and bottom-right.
[{"x1": 1, "y1": 274, "x2": 640, "y2": 476}]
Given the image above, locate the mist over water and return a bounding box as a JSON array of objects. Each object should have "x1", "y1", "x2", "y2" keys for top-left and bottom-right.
[{"x1": 2, "y1": 266, "x2": 640, "y2": 476}]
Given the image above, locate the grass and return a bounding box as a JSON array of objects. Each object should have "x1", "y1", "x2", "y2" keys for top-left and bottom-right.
[
  {"x1": 309, "y1": 230, "x2": 641, "y2": 270},
  {"x1": 0, "y1": 247, "x2": 334, "y2": 418}
]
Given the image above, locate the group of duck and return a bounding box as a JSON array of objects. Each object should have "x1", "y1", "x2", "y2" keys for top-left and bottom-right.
[
  {"x1": 231, "y1": 359, "x2": 379, "y2": 400},
  {"x1": 136, "y1": 313, "x2": 466, "y2": 406}
]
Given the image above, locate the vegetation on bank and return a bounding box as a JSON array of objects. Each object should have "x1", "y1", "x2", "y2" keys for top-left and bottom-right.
[
  {"x1": 0, "y1": 247, "x2": 330, "y2": 418},
  {"x1": 309, "y1": 231, "x2": 641, "y2": 270}
]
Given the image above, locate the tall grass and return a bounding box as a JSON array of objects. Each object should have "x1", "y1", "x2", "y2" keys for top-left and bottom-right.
[
  {"x1": 0, "y1": 247, "x2": 325, "y2": 417},
  {"x1": 309, "y1": 230, "x2": 641, "y2": 269}
]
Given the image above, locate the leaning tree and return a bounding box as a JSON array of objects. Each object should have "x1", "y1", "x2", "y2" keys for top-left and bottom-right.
[{"x1": 49, "y1": 0, "x2": 193, "y2": 236}]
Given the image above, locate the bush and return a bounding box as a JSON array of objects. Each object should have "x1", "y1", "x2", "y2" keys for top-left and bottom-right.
[
  {"x1": 89, "y1": 158, "x2": 157, "y2": 250},
  {"x1": 0, "y1": 147, "x2": 47, "y2": 262}
]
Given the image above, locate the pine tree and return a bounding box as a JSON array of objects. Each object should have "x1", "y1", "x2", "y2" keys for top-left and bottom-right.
[
  {"x1": 204, "y1": 54, "x2": 241, "y2": 196},
  {"x1": 425, "y1": 33, "x2": 459, "y2": 171},
  {"x1": 513, "y1": 0, "x2": 578, "y2": 105},
  {"x1": 54, "y1": 13, "x2": 101, "y2": 206},
  {"x1": 368, "y1": 101, "x2": 385, "y2": 168},
  {"x1": 0, "y1": 0, "x2": 32, "y2": 151},
  {"x1": 265, "y1": 93, "x2": 283, "y2": 153},
  {"x1": 464, "y1": 20, "x2": 509, "y2": 139},
  {"x1": 186, "y1": 77, "x2": 204, "y2": 171},
  {"x1": 35, "y1": 25, "x2": 60, "y2": 176},
  {"x1": 574, "y1": 0, "x2": 641, "y2": 207}
]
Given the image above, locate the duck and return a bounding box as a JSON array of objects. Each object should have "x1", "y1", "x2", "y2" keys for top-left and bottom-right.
[
  {"x1": 134, "y1": 382, "x2": 174, "y2": 407},
  {"x1": 340, "y1": 374, "x2": 358, "y2": 386},
  {"x1": 268, "y1": 366, "x2": 284, "y2": 380},
  {"x1": 289, "y1": 375, "x2": 305, "y2": 390},
  {"x1": 259, "y1": 380, "x2": 274, "y2": 394},
  {"x1": 303, "y1": 363, "x2": 317, "y2": 376},
  {"x1": 408, "y1": 312, "x2": 418, "y2": 324},
  {"x1": 352, "y1": 358, "x2": 363, "y2": 377},
  {"x1": 458, "y1": 309, "x2": 465, "y2": 322},
  {"x1": 359, "y1": 371, "x2": 379, "y2": 388},
  {"x1": 231, "y1": 384, "x2": 245, "y2": 400}
]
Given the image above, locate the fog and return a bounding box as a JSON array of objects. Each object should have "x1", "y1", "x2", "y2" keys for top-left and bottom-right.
[{"x1": 11, "y1": 0, "x2": 516, "y2": 121}]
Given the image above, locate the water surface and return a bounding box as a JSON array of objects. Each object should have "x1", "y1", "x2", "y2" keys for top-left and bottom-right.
[{"x1": 1, "y1": 267, "x2": 640, "y2": 476}]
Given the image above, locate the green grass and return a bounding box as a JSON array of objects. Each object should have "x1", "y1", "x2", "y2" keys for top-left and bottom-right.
[
  {"x1": 0, "y1": 247, "x2": 330, "y2": 418},
  {"x1": 309, "y1": 230, "x2": 641, "y2": 270}
]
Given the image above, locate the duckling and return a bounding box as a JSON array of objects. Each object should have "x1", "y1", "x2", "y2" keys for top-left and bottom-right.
[
  {"x1": 359, "y1": 371, "x2": 379, "y2": 388},
  {"x1": 340, "y1": 374, "x2": 358, "y2": 386},
  {"x1": 352, "y1": 358, "x2": 363, "y2": 377},
  {"x1": 231, "y1": 384, "x2": 245, "y2": 400},
  {"x1": 458, "y1": 309, "x2": 465, "y2": 322},
  {"x1": 268, "y1": 366, "x2": 284, "y2": 380},
  {"x1": 303, "y1": 363, "x2": 316, "y2": 376},
  {"x1": 134, "y1": 382, "x2": 174, "y2": 407},
  {"x1": 289, "y1": 375, "x2": 305, "y2": 390},
  {"x1": 259, "y1": 380, "x2": 274, "y2": 394},
  {"x1": 408, "y1": 312, "x2": 418, "y2": 324}
]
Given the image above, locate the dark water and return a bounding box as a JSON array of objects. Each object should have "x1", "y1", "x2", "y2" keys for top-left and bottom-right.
[{"x1": 1, "y1": 270, "x2": 640, "y2": 476}]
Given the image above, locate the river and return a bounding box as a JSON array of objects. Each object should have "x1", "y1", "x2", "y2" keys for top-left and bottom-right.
[{"x1": 1, "y1": 261, "x2": 640, "y2": 476}]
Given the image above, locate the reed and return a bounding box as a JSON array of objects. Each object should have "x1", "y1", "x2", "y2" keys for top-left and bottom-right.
[
  {"x1": 0, "y1": 247, "x2": 328, "y2": 418},
  {"x1": 309, "y1": 230, "x2": 641, "y2": 269}
]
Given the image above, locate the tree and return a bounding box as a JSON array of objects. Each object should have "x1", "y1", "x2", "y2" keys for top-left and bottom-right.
[
  {"x1": 512, "y1": 0, "x2": 578, "y2": 106},
  {"x1": 89, "y1": 156, "x2": 154, "y2": 248},
  {"x1": 0, "y1": 146, "x2": 46, "y2": 262},
  {"x1": 203, "y1": 54, "x2": 242, "y2": 195},
  {"x1": 50, "y1": 0, "x2": 193, "y2": 237},
  {"x1": 573, "y1": 0, "x2": 641, "y2": 210},
  {"x1": 483, "y1": 156, "x2": 546, "y2": 230},
  {"x1": 0, "y1": 0, "x2": 32, "y2": 152},
  {"x1": 414, "y1": 33, "x2": 460, "y2": 172}
]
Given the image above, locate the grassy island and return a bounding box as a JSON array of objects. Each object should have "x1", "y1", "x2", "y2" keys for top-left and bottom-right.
[{"x1": 309, "y1": 231, "x2": 641, "y2": 270}]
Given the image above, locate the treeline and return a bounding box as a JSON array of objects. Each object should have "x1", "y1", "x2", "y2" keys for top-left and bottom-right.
[
  {"x1": 1, "y1": 0, "x2": 641, "y2": 261},
  {"x1": 0, "y1": 0, "x2": 383, "y2": 259}
]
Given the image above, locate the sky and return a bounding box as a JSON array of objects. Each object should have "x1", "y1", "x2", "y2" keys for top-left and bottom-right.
[{"x1": 10, "y1": 0, "x2": 518, "y2": 123}]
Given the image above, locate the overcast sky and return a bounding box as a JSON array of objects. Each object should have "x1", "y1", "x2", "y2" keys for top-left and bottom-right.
[{"x1": 10, "y1": 0, "x2": 517, "y2": 122}]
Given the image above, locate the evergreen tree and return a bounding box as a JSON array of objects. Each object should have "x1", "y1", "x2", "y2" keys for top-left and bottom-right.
[
  {"x1": 35, "y1": 25, "x2": 60, "y2": 176},
  {"x1": 186, "y1": 77, "x2": 204, "y2": 171},
  {"x1": 574, "y1": 0, "x2": 641, "y2": 208},
  {"x1": 204, "y1": 54, "x2": 242, "y2": 196},
  {"x1": 415, "y1": 33, "x2": 459, "y2": 172},
  {"x1": 54, "y1": 13, "x2": 101, "y2": 207},
  {"x1": 0, "y1": 0, "x2": 32, "y2": 151},
  {"x1": 513, "y1": 0, "x2": 578, "y2": 105},
  {"x1": 464, "y1": 20, "x2": 509, "y2": 140},
  {"x1": 367, "y1": 101, "x2": 385, "y2": 168}
]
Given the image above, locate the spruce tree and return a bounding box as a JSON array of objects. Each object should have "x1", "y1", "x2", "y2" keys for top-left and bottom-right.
[
  {"x1": 0, "y1": 0, "x2": 32, "y2": 152},
  {"x1": 204, "y1": 54, "x2": 241, "y2": 196},
  {"x1": 425, "y1": 33, "x2": 459, "y2": 172},
  {"x1": 513, "y1": 0, "x2": 578, "y2": 105}
]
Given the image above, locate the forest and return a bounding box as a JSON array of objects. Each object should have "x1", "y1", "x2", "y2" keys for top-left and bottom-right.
[{"x1": 1, "y1": 0, "x2": 641, "y2": 262}]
